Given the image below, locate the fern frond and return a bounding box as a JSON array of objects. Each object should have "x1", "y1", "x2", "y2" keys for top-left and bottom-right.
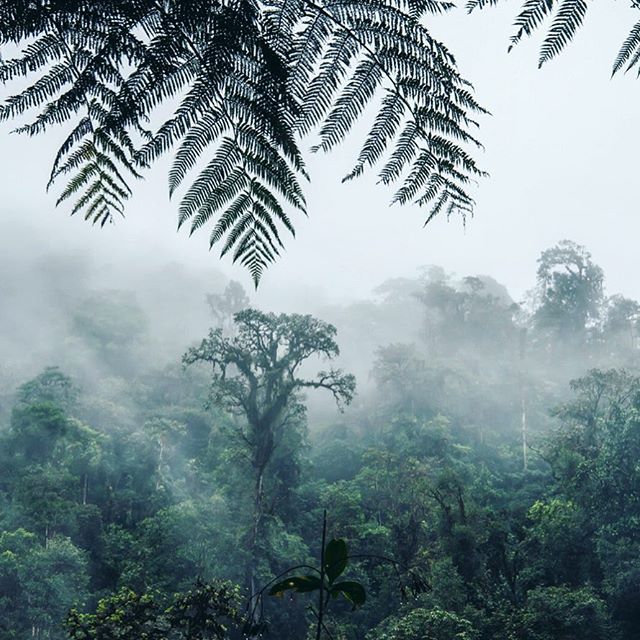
[
  {"x1": 215, "y1": 192, "x2": 255, "y2": 251},
  {"x1": 343, "y1": 91, "x2": 406, "y2": 181},
  {"x1": 313, "y1": 56, "x2": 383, "y2": 152},
  {"x1": 295, "y1": 30, "x2": 360, "y2": 136},
  {"x1": 0, "y1": 0, "x2": 488, "y2": 283},
  {"x1": 538, "y1": 0, "x2": 587, "y2": 67},
  {"x1": 178, "y1": 141, "x2": 243, "y2": 227},
  {"x1": 475, "y1": 0, "x2": 591, "y2": 69},
  {"x1": 379, "y1": 121, "x2": 419, "y2": 184},
  {"x1": 613, "y1": 20, "x2": 640, "y2": 76},
  {"x1": 0, "y1": 62, "x2": 75, "y2": 121},
  {"x1": 510, "y1": 0, "x2": 556, "y2": 50},
  {"x1": 407, "y1": 0, "x2": 457, "y2": 16},
  {"x1": 392, "y1": 148, "x2": 438, "y2": 204},
  {"x1": 465, "y1": 0, "x2": 500, "y2": 13},
  {"x1": 168, "y1": 108, "x2": 226, "y2": 195},
  {"x1": 0, "y1": 33, "x2": 66, "y2": 82},
  {"x1": 297, "y1": 0, "x2": 485, "y2": 218}
]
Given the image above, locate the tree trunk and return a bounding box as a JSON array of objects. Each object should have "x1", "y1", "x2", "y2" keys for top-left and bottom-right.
[
  {"x1": 82, "y1": 473, "x2": 88, "y2": 505},
  {"x1": 156, "y1": 438, "x2": 165, "y2": 490},
  {"x1": 316, "y1": 510, "x2": 327, "y2": 640},
  {"x1": 518, "y1": 328, "x2": 528, "y2": 472},
  {"x1": 246, "y1": 415, "x2": 277, "y2": 635},
  {"x1": 521, "y1": 393, "x2": 528, "y2": 472},
  {"x1": 247, "y1": 460, "x2": 267, "y2": 634}
]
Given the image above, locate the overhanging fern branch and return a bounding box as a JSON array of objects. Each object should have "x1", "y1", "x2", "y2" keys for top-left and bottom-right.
[
  {"x1": 0, "y1": 6, "x2": 141, "y2": 226},
  {"x1": 50, "y1": 26, "x2": 140, "y2": 226},
  {"x1": 613, "y1": 19, "x2": 640, "y2": 76},
  {"x1": 465, "y1": 0, "x2": 501, "y2": 12},
  {"x1": 468, "y1": 0, "x2": 638, "y2": 76},
  {"x1": 537, "y1": 0, "x2": 587, "y2": 68},
  {"x1": 298, "y1": 0, "x2": 486, "y2": 220},
  {"x1": 0, "y1": 0, "x2": 488, "y2": 284},
  {"x1": 139, "y1": 0, "x2": 306, "y2": 286},
  {"x1": 507, "y1": 0, "x2": 558, "y2": 52}
]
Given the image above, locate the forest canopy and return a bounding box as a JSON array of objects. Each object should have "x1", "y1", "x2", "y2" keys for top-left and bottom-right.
[{"x1": 1, "y1": 240, "x2": 640, "y2": 639}]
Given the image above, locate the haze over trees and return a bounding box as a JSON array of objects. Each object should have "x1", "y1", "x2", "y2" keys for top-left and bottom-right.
[
  {"x1": 2, "y1": 1, "x2": 640, "y2": 636},
  {"x1": 1, "y1": 240, "x2": 640, "y2": 638}
]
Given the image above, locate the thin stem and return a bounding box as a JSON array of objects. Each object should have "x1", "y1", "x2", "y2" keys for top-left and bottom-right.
[
  {"x1": 316, "y1": 509, "x2": 327, "y2": 640},
  {"x1": 243, "y1": 563, "x2": 321, "y2": 630},
  {"x1": 309, "y1": 604, "x2": 335, "y2": 640}
]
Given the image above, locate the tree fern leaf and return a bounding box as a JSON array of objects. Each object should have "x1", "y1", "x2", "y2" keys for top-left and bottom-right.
[
  {"x1": 56, "y1": 163, "x2": 100, "y2": 204},
  {"x1": 392, "y1": 147, "x2": 438, "y2": 204},
  {"x1": 252, "y1": 200, "x2": 284, "y2": 250},
  {"x1": 251, "y1": 180, "x2": 297, "y2": 235},
  {"x1": 613, "y1": 20, "x2": 640, "y2": 76},
  {"x1": 216, "y1": 201, "x2": 254, "y2": 254},
  {"x1": 295, "y1": 30, "x2": 361, "y2": 136},
  {"x1": 0, "y1": 0, "x2": 487, "y2": 284},
  {"x1": 466, "y1": 0, "x2": 500, "y2": 13},
  {"x1": 0, "y1": 33, "x2": 66, "y2": 82},
  {"x1": 379, "y1": 120, "x2": 419, "y2": 185},
  {"x1": 510, "y1": 0, "x2": 556, "y2": 50},
  {"x1": 314, "y1": 56, "x2": 383, "y2": 152},
  {"x1": 0, "y1": 62, "x2": 75, "y2": 121},
  {"x1": 344, "y1": 91, "x2": 406, "y2": 181},
  {"x1": 177, "y1": 141, "x2": 243, "y2": 222},
  {"x1": 169, "y1": 109, "x2": 227, "y2": 195},
  {"x1": 538, "y1": 0, "x2": 587, "y2": 67},
  {"x1": 47, "y1": 116, "x2": 93, "y2": 185}
]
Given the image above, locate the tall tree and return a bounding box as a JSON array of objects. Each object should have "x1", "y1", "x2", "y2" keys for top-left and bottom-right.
[
  {"x1": 206, "y1": 280, "x2": 250, "y2": 336},
  {"x1": 0, "y1": 529, "x2": 88, "y2": 640},
  {"x1": 532, "y1": 240, "x2": 604, "y2": 348},
  {"x1": 601, "y1": 294, "x2": 640, "y2": 357},
  {"x1": 183, "y1": 308, "x2": 355, "y2": 612}
]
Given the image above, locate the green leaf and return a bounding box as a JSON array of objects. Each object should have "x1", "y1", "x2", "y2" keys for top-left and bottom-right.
[
  {"x1": 269, "y1": 575, "x2": 322, "y2": 597},
  {"x1": 329, "y1": 581, "x2": 366, "y2": 609},
  {"x1": 324, "y1": 538, "x2": 348, "y2": 583}
]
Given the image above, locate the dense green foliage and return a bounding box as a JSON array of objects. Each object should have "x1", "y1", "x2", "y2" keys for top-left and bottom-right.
[{"x1": 2, "y1": 240, "x2": 640, "y2": 639}]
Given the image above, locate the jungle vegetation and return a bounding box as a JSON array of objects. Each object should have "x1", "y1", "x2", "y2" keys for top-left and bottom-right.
[{"x1": 2, "y1": 240, "x2": 640, "y2": 639}]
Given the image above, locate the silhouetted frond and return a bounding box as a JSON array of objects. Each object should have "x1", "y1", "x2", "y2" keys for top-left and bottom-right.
[
  {"x1": 0, "y1": 0, "x2": 488, "y2": 283},
  {"x1": 0, "y1": 2, "x2": 145, "y2": 224},
  {"x1": 538, "y1": 0, "x2": 587, "y2": 67},
  {"x1": 509, "y1": 0, "x2": 557, "y2": 50},
  {"x1": 472, "y1": 0, "x2": 596, "y2": 71},
  {"x1": 466, "y1": 0, "x2": 502, "y2": 12},
  {"x1": 613, "y1": 20, "x2": 640, "y2": 76}
]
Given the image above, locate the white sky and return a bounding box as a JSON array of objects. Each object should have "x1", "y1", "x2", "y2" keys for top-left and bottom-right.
[{"x1": 2, "y1": 3, "x2": 640, "y2": 307}]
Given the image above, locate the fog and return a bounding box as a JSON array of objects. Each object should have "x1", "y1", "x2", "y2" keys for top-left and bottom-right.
[
  {"x1": 2, "y1": 4, "x2": 640, "y2": 309},
  {"x1": 3, "y1": 4, "x2": 640, "y2": 640},
  {"x1": 3, "y1": 2, "x2": 639, "y2": 389}
]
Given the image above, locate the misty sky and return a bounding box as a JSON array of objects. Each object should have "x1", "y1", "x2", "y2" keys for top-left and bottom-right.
[{"x1": 2, "y1": 3, "x2": 640, "y2": 308}]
